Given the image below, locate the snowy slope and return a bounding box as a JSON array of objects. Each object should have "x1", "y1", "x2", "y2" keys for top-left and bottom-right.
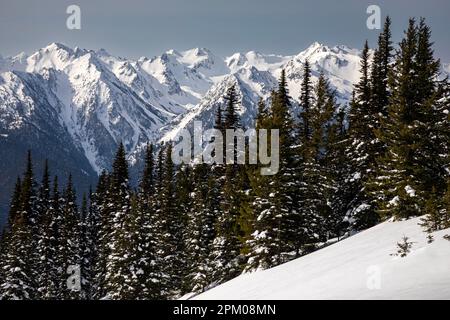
[{"x1": 194, "y1": 217, "x2": 450, "y2": 300}]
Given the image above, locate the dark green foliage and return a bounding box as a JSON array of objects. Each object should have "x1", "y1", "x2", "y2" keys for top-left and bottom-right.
[
  {"x1": 184, "y1": 164, "x2": 216, "y2": 293},
  {"x1": 346, "y1": 40, "x2": 379, "y2": 230},
  {"x1": 370, "y1": 18, "x2": 448, "y2": 221},
  {"x1": 392, "y1": 236, "x2": 413, "y2": 257}
]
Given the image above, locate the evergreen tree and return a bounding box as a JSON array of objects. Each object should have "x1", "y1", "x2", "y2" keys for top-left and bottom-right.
[
  {"x1": 7, "y1": 178, "x2": 22, "y2": 225},
  {"x1": 173, "y1": 164, "x2": 192, "y2": 294},
  {"x1": 246, "y1": 70, "x2": 299, "y2": 271},
  {"x1": 0, "y1": 152, "x2": 36, "y2": 299},
  {"x1": 245, "y1": 98, "x2": 281, "y2": 271},
  {"x1": 299, "y1": 60, "x2": 313, "y2": 141},
  {"x1": 92, "y1": 170, "x2": 111, "y2": 299},
  {"x1": 103, "y1": 143, "x2": 136, "y2": 299},
  {"x1": 80, "y1": 190, "x2": 101, "y2": 300},
  {"x1": 136, "y1": 143, "x2": 162, "y2": 299},
  {"x1": 58, "y1": 175, "x2": 81, "y2": 299},
  {"x1": 372, "y1": 18, "x2": 445, "y2": 220},
  {"x1": 184, "y1": 164, "x2": 217, "y2": 293},
  {"x1": 223, "y1": 84, "x2": 240, "y2": 130},
  {"x1": 210, "y1": 83, "x2": 244, "y2": 283},
  {"x1": 158, "y1": 143, "x2": 185, "y2": 297},
  {"x1": 324, "y1": 110, "x2": 352, "y2": 239},
  {"x1": 0, "y1": 179, "x2": 21, "y2": 290},
  {"x1": 346, "y1": 40, "x2": 380, "y2": 229},
  {"x1": 298, "y1": 73, "x2": 335, "y2": 244},
  {"x1": 370, "y1": 16, "x2": 393, "y2": 120},
  {"x1": 35, "y1": 161, "x2": 54, "y2": 299}
]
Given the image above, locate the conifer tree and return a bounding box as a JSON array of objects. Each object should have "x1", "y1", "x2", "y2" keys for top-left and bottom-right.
[
  {"x1": 103, "y1": 143, "x2": 136, "y2": 299},
  {"x1": 92, "y1": 170, "x2": 111, "y2": 299},
  {"x1": 80, "y1": 190, "x2": 101, "y2": 300},
  {"x1": 158, "y1": 143, "x2": 185, "y2": 297},
  {"x1": 35, "y1": 161, "x2": 54, "y2": 299},
  {"x1": 370, "y1": 16, "x2": 393, "y2": 121},
  {"x1": 184, "y1": 164, "x2": 217, "y2": 293},
  {"x1": 0, "y1": 152, "x2": 36, "y2": 299},
  {"x1": 324, "y1": 110, "x2": 352, "y2": 239},
  {"x1": 58, "y1": 175, "x2": 81, "y2": 299},
  {"x1": 299, "y1": 60, "x2": 313, "y2": 141},
  {"x1": 7, "y1": 178, "x2": 22, "y2": 225},
  {"x1": 246, "y1": 71, "x2": 299, "y2": 271},
  {"x1": 136, "y1": 143, "x2": 162, "y2": 299},
  {"x1": 210, "y1": 84, "x2": 244, "y2": 283},
  {"x1": 0, "y1": 204, "x2": 34, "y2": 299},
  {"x1": 298, "y1": 73, "x2": 335, "y2": 244},
  {"x1": 0, "y1": 179, "x2": 21, "y2": 290},
  {"x1": 42, "y1": 176, "x2": 63, "y2": 299},
  {"x1": 245, "y1": 98, "x2": 281, "y2": 271},
  {"x1": 372, "y1": 18, "x2": 444, "y2": 220},
  {"x1": 346, "y1": 40, "x2": 380, "y2": 229}
]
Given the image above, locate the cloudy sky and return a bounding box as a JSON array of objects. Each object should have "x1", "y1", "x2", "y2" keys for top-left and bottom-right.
[{"x1": 1, "y1": 0, "x2": 449, "y2": 60}]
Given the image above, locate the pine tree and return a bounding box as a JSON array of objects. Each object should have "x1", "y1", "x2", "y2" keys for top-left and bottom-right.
[
  {"x1": 346, "y1": 40, "x2": 379, "y2": 230},
  {"x1": 372, "y1": 18, "x2": 444, "y2": 220},
  {"x1": 299, "y1": 60, "x2": 313, "y2": 141},
  {"x1": 157, "y1": 143, "x2": 185, "y2": 297},
  {"x1": 43, "y1": 176, "x2": 63, "y2": 299},
  {"x1": 7, "y1": 178, "x2": 22, "y2": 224},
  {"x1": 246, "y1": 70, "x2": 299, "y2": 271},
  {"x1": 0, "y1": 204, "x2": 34, "y2": 299},
  {"x1": 92, "y1": 170, "x2": 111, "y2": 299},
  {"x1": 80, "y1": 191, "x2": 100, "y2": 300},
  {"x1": 21, "y1": 151, "x2": 37, "y2": 225},
  {"x1": 35, "y1": 161, "x2": 54, "y2": 299},
  {"x1": 324, "y1": 110, "x2": 352, "y2": 239},
  {"x1": 210, "y1": 83, "x2": 244, "y2": 283},
  {"x1": 0, "y1": 178, "x2": 21, "y2": 290},
  {"x1": 58, "y1": 175, "x2": 82, "y2": 299},
  {"x1": 420, "y1": 187, "x2": 443, "y2": 233},
  {"x1": 372, "y1": 19, "x2": 421, "y2": 220},
  {"x1": 245, "y1": 98, "x2": 280, "y2": 271},
  {"x1": 184, "y1": 164, "x2": 217, "y2": 293},
  {"x1": 135, "y1": 143, "x2": 162, "y2": 299},
  {"x1": 103, "y1": 143, "x2": 136, "y2": 299},
  {"x1": 173, "y1": 164, "x2": 192, "y2": 294},
  {"x1": 370, "y1": 16, "x2": 393, "y2": 121},
  {"x1": 0, "y1": 152, "x2": 36, "y2": 299},
  {"x1": 298, "y1": 73, "x2": 335, "y2": 244},
  {"x1": 414, "y1": 18, "x2": 447, "y2": 194},
  {"x1": 223, "y1": 84, "x2": 240, "y2": 130}
]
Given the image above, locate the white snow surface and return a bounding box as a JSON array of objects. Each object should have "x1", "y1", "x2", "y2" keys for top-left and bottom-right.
[{"x1": 193, "y1": 216, "x2": 450, "y2": 300}]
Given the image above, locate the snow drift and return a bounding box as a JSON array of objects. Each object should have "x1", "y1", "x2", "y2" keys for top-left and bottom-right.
[{"x1": 193, "y1": 216, "x2": 450, "y2": 300}]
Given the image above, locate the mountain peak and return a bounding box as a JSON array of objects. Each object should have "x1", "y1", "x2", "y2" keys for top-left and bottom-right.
[
  {"x1": 178, "y1": 47, "x2": 221, "y2": 71},
  {"x1": 303, "y1": 42, "x2": 330, "y2": 55},
  {"x1": 43, "y1": 42, "x2": 73, "y2": 53},
  {"x1": 166, "y1": 49, "x2": 181, "y2": 56}
]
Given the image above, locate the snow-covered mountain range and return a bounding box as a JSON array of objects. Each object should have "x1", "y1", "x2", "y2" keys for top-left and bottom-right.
[
  {"x1": 0, "y1": 42, "x2": 448, "y2": 226},
  {"x1": 0, "y1": 42, "x2": 362, "y2": 171}
]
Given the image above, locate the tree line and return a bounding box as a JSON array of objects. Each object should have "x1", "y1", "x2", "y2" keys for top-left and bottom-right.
[{"x1": 0, "y1": 17, "x2": 449, "y2": 300}]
